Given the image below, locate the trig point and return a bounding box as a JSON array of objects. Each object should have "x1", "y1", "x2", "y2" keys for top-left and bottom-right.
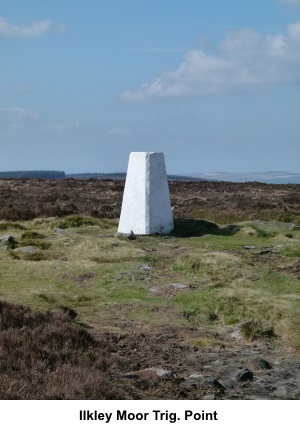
[{"x1": 118, "y1": 152, "x2": 174, "y2": 235}]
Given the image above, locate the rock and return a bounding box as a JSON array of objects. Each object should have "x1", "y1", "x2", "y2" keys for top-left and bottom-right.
[
  {"x1": 168, "y1": 283, "x2": 188, "y2": 289},
  {"x1": 138, "y1": 265, "x2": 152, "y2": 271},
  {"x1": 235, "y1": 368, "x2": 254, "y2": 381},
  {"x1": 127, "y1": 230, "x2": 137, "y2": 240},
  {"x1": 0, "y1": 235, "x2": 18, "y2": 249},
  {"x1": 189, "y1": 373, "x2": 203, "y2": 379},
  {"x1": 150, "y1": 368, "x2": 173, "y2": 378},
  {"x1": 124, "y1": 367, "x2": 172, "y2": 380},
  {"x1": 243, "y1": 245, "x2": 256, "y2": 250},
  {"x1": 13, "y1": 246, "x2": 39, "y2": 254},
  {"x1": 258, "y1": 248, "x2": 278, "y2": 254},
  {"x1": 0, "y1": 234, "x2": 13, "y2": 242},
  {"x1": 180, "y1": 379, "x2": 198, "y2": 389},
  {"x1": 250, "y1": 220, "x2": 299, "y2": 232},
  {"x1": 203, "y1": 377, "x2": 227, "y2": 390},
  {"x1": 203, "y1": 394, "x2": 215, "y2": 400},
  {"x1": 218, "y1": 380, "x2": 233, "y2": 389},
  {"x1": 54, "y1": 227, "x2": 67, "y2": 234},
  {"x1": 231, "y1": 328, "x2": 243, "y2": 339}
]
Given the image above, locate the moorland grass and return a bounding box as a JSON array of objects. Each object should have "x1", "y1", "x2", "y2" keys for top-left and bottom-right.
[{"x1": 0, "y1": 215, "x2": 299, "y2": 353}]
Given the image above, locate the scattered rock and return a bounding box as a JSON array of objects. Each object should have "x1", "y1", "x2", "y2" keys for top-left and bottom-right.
[
  {"x1": 235, "y1": 368, "x2": 254, "y2": 381},
  {"x1": 168, "y1": 283, "x2": 188, "y2": 289},
  {"x1": 124, "y1": 367, "x2": 173, "y2": 380},
  {"x1": 231, "y1": 328, "x2": 243, "y2": 339},
  {"x1": 189, "y1": 373, "x2": 203, "y2": 379},
  {"x1": 13, "y1": 246, "x2": 39, "y2": 254},
  {"x1": 203, "y1": 394, "x2": 215, "y2": 400},
  {"x1": 258, "y1": 248, "x2": 278, "y2": 254},
  {"x1": 0, "y1": 234, "x2": 14, "y2": 243},
  {"x1": 53, "y1": 227, "x2": 68, "y2": 234},
  {"x1": 127, "y1": 230, "x2": 137, "y2": 240},
  {"x1": 0, "y1": 235, "x2": 18, "y2": 249},
  {"x1": 203, "y1": 376, "x2": 227, "y2": 390},
  {"x1": 251, "y1": 220, "x2": 299, "y2": 232},
  {"x1": 180, "y1": 379, "x2": 198, "y2": 389},
  {"x1": 138, "y1": 265, "x2": 152, "y2": 271},
  {"x1": 218, "y1": 380, "x2": 234, "y2": 389}
]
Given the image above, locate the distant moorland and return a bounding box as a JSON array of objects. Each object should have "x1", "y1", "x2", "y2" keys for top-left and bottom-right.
[{"x1": 1, "y1": 170, "x2": 300, "y2": 184}]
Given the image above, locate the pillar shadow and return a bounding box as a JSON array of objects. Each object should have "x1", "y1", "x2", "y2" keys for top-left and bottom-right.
[{"x1": 171, "y1": 218, "x2": 241, "y2": 238}]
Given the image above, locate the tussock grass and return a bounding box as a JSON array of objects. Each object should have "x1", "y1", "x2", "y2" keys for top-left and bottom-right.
[
  {"x1": 0, "y1": 215, "x2": 300, "y2": 354},
  {"x1": 0, "y1": 221, "x2": 26, "y2": 231}
]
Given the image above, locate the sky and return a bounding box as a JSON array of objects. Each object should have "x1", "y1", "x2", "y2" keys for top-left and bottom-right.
[{"x1": 1, "y1": 0, "x2": 300, "y2": 174}]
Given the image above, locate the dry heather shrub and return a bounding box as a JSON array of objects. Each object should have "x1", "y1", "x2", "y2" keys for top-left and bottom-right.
[
  {"x1": 0, "y1": 300, "x2": 129, "y2": 399},
  {"x1": 0, "y1": 301, "x2": 181, "y2": 400}
]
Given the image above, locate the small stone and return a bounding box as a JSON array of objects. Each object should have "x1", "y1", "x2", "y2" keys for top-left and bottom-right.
[
  {"x1": 138, "y1": 265, "x2": 152, "y2": 271},
  {"x1": 243, "y1": 245, "x2": 256, "y2": 250},
  {"x1": 235, "y1": 368, "x2": 254, "y2": 381},
  {"x1": 127, "y1": 230, "x2": 137, "y2": 240},
  {"x1": 54, "y1": 227, "x2": 66, "y2": 234},
  {"x1": 189, "y1": 373, "x2": 203, "y2": 379},
  {"x1": 124, "y1": 367, "x2": 172, "y2": 380},
  {"x1": 13, "y1": 246, "x2": 39, "y2": 254},
  {"x1": 181, "y1": 379, "x2": 198, "y2": 389},
  {"x1": 203, "y1": 394, "x2": 215, "y2": 400},
  {"x1": 168, "y1": 283, "x2": 187, "y2": 289},
  {"x1": 204, "y1": 377, "x2": 227, "y2": 389},
  {"x1": 231, "y1": 329, "x2": 243, "y2": 339},
  {"x1": 218, "y1": 380, "x2": 233, "y2": 389}
]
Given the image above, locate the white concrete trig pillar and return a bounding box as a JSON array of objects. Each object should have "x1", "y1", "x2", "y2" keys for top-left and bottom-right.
[{"x1": 118, "y1": 152, "x2": 174, "y2": 235}]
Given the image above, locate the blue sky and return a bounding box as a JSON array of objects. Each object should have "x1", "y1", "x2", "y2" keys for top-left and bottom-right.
[{"x1": 1, "y1": 0, "x2": 300, "y2": 174}]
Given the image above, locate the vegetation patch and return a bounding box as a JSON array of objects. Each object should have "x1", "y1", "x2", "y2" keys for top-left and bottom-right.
[
  {"x1": 56, "y1": 215, "x2": 97, "y2": 229},
  {"x1": 240, "y1": 320, "x2": 276, "y2": 341}
]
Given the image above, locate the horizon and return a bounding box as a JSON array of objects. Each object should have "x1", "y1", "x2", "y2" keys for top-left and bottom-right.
[{"x1": 1, "y1": 0, "x2": 300, "y2": 173}]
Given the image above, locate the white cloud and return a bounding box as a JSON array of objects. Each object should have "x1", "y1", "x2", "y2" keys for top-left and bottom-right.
[
  {"x1": 0, "y1": 17, "x2": 51, "y2": 38},
  {"x1": 38, "y1": 120, "x2": 82, "y2": 133},
  {"x1": 121, "y1": 21, "x2": 300, "y2": 101},
  {"x1": 0, "y1": 107, "x2": 39, "y2": 119}
]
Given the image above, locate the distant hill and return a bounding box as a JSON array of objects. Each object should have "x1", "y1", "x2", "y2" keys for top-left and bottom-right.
[
  {"x1": 190, "y1": 171, "x2": 300, "y2": 184},
  {"x1": 66, "y1": 172, "x2": 202, "y2": 181},
  {"x1": 2, "y1": 170, "x2": 299, "y2": 184},
  {"x1": 0, "y1": 171, "x2": 65, "y2": 179}
]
